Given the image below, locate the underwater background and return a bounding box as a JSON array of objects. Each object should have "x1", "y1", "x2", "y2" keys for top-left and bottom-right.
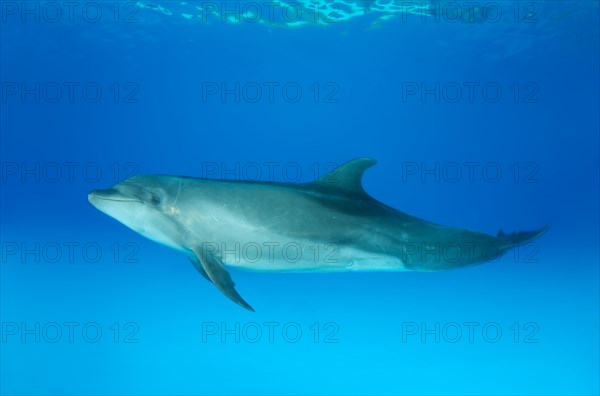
[{"x1": 1, "y1": 1, "x2": 599, "y2": 395}]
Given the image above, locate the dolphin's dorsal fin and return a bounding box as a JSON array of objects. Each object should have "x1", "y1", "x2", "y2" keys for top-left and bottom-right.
[{"x1": 312, "y1": 158, "x2": 377, "y2": 196}]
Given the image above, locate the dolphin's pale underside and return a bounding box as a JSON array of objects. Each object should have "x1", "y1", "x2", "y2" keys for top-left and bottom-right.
[{"x1": 88, "y1": 158, "x2": 548, "y2": 311}]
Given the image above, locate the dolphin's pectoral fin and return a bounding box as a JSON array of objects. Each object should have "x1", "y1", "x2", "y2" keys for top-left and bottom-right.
[
  {"x1": 191, "y1": 247, "x2": 255, "y2": 312},
  {"x1": 188, "y1": 257, "x2": 211, "y2": 281}
]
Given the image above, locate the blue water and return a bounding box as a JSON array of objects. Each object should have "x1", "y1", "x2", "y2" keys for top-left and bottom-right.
[{"x1": 1, "y1": 1, "x2": 599, "y2": 395}]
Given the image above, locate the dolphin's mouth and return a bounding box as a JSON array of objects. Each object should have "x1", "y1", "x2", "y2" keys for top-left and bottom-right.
[{"x1": 88, "y1": 189, "x2": 139, "y2": 204}]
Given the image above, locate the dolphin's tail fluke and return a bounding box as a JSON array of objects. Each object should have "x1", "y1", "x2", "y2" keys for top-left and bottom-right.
[{"x1": 496, "y1": 225, "x2": 550, "y2": 251}]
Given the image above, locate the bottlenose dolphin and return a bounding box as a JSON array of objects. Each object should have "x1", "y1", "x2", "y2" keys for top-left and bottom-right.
[{"x1": 88, "y1": 158, "x2": 547, "y2": 311}]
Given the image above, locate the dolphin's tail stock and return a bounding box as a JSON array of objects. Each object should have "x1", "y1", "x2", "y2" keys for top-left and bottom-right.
[
  {"x1": 401, "y1": 225, "x2": 550, "y2": 271},
  {"x1": 496, "y1": 225, "x2": 550, "y2": 252}
]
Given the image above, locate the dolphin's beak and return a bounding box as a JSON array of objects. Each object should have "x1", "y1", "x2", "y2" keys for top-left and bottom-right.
[
  {"x1": 88, "y1": 188, "x2": 137, "y2": 205},
  {"x1": 89, "y1": 188, "x2": 117, "y2": 203}
]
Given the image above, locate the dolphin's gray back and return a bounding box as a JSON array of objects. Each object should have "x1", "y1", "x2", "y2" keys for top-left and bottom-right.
[{"x1": 178, "y1": 177, "x2": 408, "y2": 243}]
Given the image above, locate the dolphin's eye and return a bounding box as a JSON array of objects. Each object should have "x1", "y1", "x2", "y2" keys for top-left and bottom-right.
[{"x1": 150, "y1": 196, "x2": 161, "y2": 206}]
